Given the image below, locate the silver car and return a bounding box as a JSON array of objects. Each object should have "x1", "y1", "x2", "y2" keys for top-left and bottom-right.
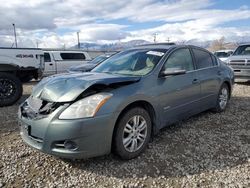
[
  {"x1": 227, "y1": 44, "x2": 250, "y2": 81},
  {"x1": 18, "y1": 44, "x2": 234, "y2": 160}
]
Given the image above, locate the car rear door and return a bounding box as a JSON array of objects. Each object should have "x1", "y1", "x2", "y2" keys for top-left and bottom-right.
[
  {"x1": 157, "y1": 47, "x2": 201, "y2": 127},
  {"x1": 191, "y1": 47, "x2": 221, "y2": 111}
]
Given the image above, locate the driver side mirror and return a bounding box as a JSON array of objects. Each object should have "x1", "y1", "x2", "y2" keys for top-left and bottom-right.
[{"x1": 159, "y1": 69, "x2": 186, "y2": 77}]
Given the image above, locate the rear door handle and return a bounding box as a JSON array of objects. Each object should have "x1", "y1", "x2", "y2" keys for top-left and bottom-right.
[
  {"x1": 49, "y1": 63, "x2": 53, "y2": 66},
  {"x1": 192, "y1": 79, "x2": 199, "y2": 84},
  {"x1": 218, "y1": 71, "x2": 222, "y2": 75}
]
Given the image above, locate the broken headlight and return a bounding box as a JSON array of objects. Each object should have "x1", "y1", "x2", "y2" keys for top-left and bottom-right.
[{"x1": 59, "y1": 93, "x2": 112, "y2": 119}]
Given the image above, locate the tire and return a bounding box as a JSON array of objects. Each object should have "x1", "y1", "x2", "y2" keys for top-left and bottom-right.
[
  {"x1": 113, "y1": 107, "x2": 152, "y2": 160},
  {"x1": 212, "y1": 83, "x2": 230, "y2": 112},
  {"x1": 0, "y1": 72, "x2": 23, "y2": 107}
]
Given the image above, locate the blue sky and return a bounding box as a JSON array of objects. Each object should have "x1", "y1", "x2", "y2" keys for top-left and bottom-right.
[{"x1": 0, "y1": 0, "x2": 250, "y2": 47}]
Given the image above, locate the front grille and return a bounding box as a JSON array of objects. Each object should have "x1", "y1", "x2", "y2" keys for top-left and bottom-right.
[
  {"x1": 230, "y1": 62, "x2": 245, "y2": 66},
  {"x1": 21, "y1": 97, "x2": 60, "y2": 120},
  {"x1": 230, "y1": 60, "x2": 245, "y2": 63},
  {"x1": 229, "y1": 59, "x2": 250, "y2": 66}
]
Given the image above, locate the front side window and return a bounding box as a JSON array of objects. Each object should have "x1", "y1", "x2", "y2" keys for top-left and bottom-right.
[
  {"x1": 93, "y1": 49, "x2": 167, "y2": 76},
  {"x1": 44, "y1": 53, "x2": 51, "y2": 62},
  {"x1": 233, "y1": 45, "x2": 250, "y2": 56},
  {"x1": 163, "y1": 48, "x2": 194, "y2": 72},
  {"x1": 193, "y1": 49, "x2": 213, "y2": 69},
  {"x1": 60, "y1": 53, "x2": 86, "y2": 60}
]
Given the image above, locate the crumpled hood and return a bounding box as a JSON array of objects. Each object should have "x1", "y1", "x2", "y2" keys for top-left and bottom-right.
[{"x1": 32, "y1": 72, "x2": 140, "y2": 102}]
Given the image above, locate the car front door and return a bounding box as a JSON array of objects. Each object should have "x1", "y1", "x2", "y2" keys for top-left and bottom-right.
[
  {"x1": 157, "y1": 47, "x2": 201, "y2": 127},
  {"x1": 43, "y1": 52, "x2": 56, "y2": 76}
]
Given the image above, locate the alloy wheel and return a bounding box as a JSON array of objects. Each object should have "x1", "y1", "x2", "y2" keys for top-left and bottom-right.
[
  {"x1": 0, "y1": 79, "x2": 16, "y2": 100},
  {"x1": 122, "y1": 115, "x2": 147, "y2": 152},
  {"x1": 219, "y1": 87, "x2": 228, "y2": 110}
]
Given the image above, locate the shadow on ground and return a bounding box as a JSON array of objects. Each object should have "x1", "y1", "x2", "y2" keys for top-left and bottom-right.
[
  {"x1": 235, "y1": 80, "x2": 250, "y2": 86},
  {"x1": 0, "y1": 94, "x2": 30, "y2": 133}
]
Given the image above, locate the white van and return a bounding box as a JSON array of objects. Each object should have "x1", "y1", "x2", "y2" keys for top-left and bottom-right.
[{"x1": 43, "y1": 51, "x2": 91, "y2": 76}]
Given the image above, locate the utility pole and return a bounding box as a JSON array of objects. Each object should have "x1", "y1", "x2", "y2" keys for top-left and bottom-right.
[
  {"x1": 167, "y1": 37, "x2": 170, "y2": 43},
  {"x1": 77, "y1": 32, "x2": 80, "y2": 49},
  {"x1": 12, "y1": 23, "x2": 17, "y2": 48},
  {"x1": 153, "y1": 33, "x2": 158, "y2": 43}
]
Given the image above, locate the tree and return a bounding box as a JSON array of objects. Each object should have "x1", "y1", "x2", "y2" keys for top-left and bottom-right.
[{"x1": 209, "y1": 37, "x2": 226, "y2": 52}]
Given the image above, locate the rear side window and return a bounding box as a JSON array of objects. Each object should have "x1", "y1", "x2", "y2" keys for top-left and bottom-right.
[
  {"x1": 193, "y1": 49, "x2": 213, "y2": 69},
  {"x1": 211, "y1": 55, "x2": 218, "y2": 65},
  {"x1": 60, "y1": 53, "x2": 86, "y2": 60},
  {"x1": 44, "y1": 53, "x2": 51, "y2": 62}
]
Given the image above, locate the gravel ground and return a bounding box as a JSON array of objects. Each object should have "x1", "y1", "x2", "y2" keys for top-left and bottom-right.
[{"x1": 0, "y1": 82, "x2": 249, "y2": 188}]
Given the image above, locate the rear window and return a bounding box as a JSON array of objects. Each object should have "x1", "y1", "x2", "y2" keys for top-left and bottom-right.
[
  {"x1": 193, "y1": 49, "x2": 214, "y2": 69},
  {"x1": 60, "y1": 53, "x2": 86, "y2": 60}
]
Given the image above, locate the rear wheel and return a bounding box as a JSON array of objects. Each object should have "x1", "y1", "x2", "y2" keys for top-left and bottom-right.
[
  {"x1": 0, "y1": 73, "x2": 23, "y2": 107},
  {"x1": 212, "y1": 83, "x2": 229, "y2": 112},
  {"x1": 113, "y1": 107, "x2": 152, "y2": 160}
]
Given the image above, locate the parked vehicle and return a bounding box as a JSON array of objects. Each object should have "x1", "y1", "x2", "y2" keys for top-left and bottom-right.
[
  {"x1": 227, "y1": 44, "x2": 250, "y2": 80},
  {"x1": 18, "y1": 44, "x2": 234, "y2": 160},
  {"x1": 43, "y1": 50, "x2": 91, "y2": 76},
  {"x1": 214, "y1": 50, "x2": 233, "y2": 62},
  {"x1": 0, "y1": 48, "x2": 44, "y2": 107},
  {"x1": 68, "y1": 53, "x2": 113, "y2": 73}
]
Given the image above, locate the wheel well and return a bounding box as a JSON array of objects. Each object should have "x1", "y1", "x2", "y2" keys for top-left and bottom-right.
[
  {"x1": 111, "y1": 100, "x2": 156, "y2": 150},
  {"x1": 223, "y1": 81, "x2": 231, "y2": 98}
]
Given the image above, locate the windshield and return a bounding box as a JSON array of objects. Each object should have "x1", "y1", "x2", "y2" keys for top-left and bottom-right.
[
  {"x1": 90, "y1": 55, "x2": 109, "y2": 64},
  {"x1": 92, "y1": 49, "x2": 167, "y2": 76},
  {"x1": 233, "y1": 45, "x2": 250, "y2": 56},
  {"x1": 214, "y1": 51, "x2": 232, "y2": 58}
]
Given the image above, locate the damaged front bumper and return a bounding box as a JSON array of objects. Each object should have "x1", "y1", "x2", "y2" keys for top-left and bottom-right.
[{"x1": 18, "y1": 98, "x2": 118, "y2": 159}]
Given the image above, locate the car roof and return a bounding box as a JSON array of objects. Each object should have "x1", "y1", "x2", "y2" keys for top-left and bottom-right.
[
  {"x1": 132, "y1": 43, "x2": 176, "y2": 50},
  {"x1": 131, "y1": 43, "x2": 212, "y2": 54}
]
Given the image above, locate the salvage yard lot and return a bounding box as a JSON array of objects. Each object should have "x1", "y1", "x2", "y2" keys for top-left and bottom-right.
[{"x1": 0, "y1": 82, "x2": 249, "y2": 187}]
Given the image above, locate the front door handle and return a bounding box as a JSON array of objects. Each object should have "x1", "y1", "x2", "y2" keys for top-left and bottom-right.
[
  {"x1": 49, "y1": 63, "x2": 53, "y2": 66},
  {"x1": 192, "y1": 78, "x2": 199, "y2": 84}
]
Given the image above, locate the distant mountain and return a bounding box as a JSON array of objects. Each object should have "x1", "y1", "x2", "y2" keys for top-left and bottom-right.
[
  {"x1": 71, "y1": 40, "x2": 151, "y2": 50},
  {"x1": 71, "y1": 39, "x2": 250, "y2": 51}
]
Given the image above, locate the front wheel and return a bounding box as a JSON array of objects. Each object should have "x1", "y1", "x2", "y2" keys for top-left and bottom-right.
[
  {"x1": 113, "y1": 107, "x2": 152, "y2": 160},
  {"x1": 0, "y1": 73, "x2": 23, "y2": 107},
  {"x1": 212, "y1": 83, "x2": 230, "y2": 112}
]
